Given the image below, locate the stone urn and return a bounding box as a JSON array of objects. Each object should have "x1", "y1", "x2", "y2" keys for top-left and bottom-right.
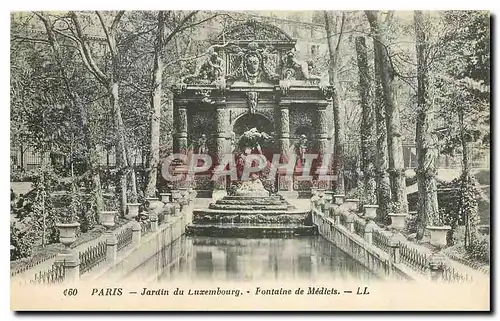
[
  {"x1": 171, "y1": 189, "x2": 181, "y2": 201},
  {"x1": 333, "y1": 194, "x2": 345, "y2": 206},
  {"x1": 389, "y1": 213, "x2": 408, "y2": 230},
  {"x1": 126, "y1": 203, "x2": 141, "y2": 220},
  {"x1": 426, "y1": 225, "x2": 451, "y2": 248},
  {"x1": 99, "y1": 211, "x2": 117, "y2": 229},
  {"x1": 324, "y1": 190, "x2": 334, "y2": 205},
  {"x1": 145, "y1": 197, "x2": 163, "y2": 214},
  {"x1": 179, "y1": 188, "x2": 189, "y2": 199},
  {"x1": 159, "y1": 193, "x2": 172, "y2": 203},
  {"x1": 344, "y1": 199, "x2": 360, "y2": 212},
  {"x1": 363, "y1": 205, "x2": 379, "y2": 220},
  {"x1": 317, "y1": 194, "x2": 326, "y2": 213},
  {"x1": 56, "y1": 222, "x2": 80, "y2": 248}
]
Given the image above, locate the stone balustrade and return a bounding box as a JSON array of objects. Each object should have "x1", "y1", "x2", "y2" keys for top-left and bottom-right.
[
  {"x1": 311, "y1": 193, "x2": 473, "y2": 283},
  {"x1": 25, "y1": 191, "x2": 195, "y2": 285}
]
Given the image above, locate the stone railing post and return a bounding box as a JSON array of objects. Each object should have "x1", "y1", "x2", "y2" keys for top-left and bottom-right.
[
  {"x1": 150, "y1": 214, "x2": 159, "y2": 232},
  {"x1": 61, "y1": 252, "x2": 80, "y2": 283},
  {"x1": 331, "y1": 208, "x2": 341, "y2": 225},
  {"x1": 364, "y1": 221, "x2": 377, "y2": 245},
  {"x1": 106, "y1": 231, "x2": 118, "y2": 263},
  {"x1": 428, "y1": 253, "x2": 446, "y2": 281},
  {"x1": 389, "y1": 233, "x2": 405, "y2": 264},
  {"x1": 132, "y1": 220, "x2": 142, "y2": 246},
  {"x1": 174, "y1": 201, "x2": 181, "y2": 216},
  {"x1": 346, "y1": 213, "x2": 355, "y2": 233}
]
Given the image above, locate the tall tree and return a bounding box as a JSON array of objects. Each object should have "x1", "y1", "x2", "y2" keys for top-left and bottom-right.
[
  {"x1": 53, "y1": 11, "x2": 131, "y2": 215},
  {"x1": 355, "y1": 36, "x2": 377, "y2": 205},
  {"x1": 35, "y1": 12, "x2": 104, "y2": 213},
  {"x1": 436, "y1": 11, "x2": 490, "y2": 249},
  {"x1": 145, "y1": 11, "x2": 203, "y2": 197},
  {"x1": 323, "y1": 11, "x2": 346, "y2": 195},
  {"x1": 414, "y1": 11, "x2": 439, "y2": 239},
  {"x1": 365, "y1": 10, "x2": 408, "y2": 214}
]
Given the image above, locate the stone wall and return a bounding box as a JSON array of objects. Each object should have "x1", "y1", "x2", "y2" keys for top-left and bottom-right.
[
  {"x1": 85, "y1": 206, "x2": 192, "y2": 283},
  {"x1": 311, "y1": 208, "x2": 424, "y2": 281}
]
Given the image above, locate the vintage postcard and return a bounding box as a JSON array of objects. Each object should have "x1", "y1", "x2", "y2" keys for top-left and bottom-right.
[{"x1": 10, "y1": 10, "x2": 490, "y2": 311}]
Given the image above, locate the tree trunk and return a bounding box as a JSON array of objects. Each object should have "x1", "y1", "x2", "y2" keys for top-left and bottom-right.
[
  {"x1": 459, "y1": 111, "x2": 478, "y2": 250},
  {"x1": 145, "y1": 11, "x2": 166, "y2": 198},
  {"x1": 324, "y1": 11, "x2": 346, "y2": 195},
  {"x1": 126, "y1": 147, "x2": 138, "y2": 203},
  {"x1": 355, "y1": 36, "x2": 377, "y2": 204},
  {"x1": 373, "y1": 54, "x2": 392, "y2": 220},
  {"x1": 366, "y1": 10, "x2": 408, "y2": 214},
  {"x1": 109, "y1": 82, "x2": 128, "y2": 216},
  {"x1": 414, "y1": 10, "x2": 440, "y2": 240}
]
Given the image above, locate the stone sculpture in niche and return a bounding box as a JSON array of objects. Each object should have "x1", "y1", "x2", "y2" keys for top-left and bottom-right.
[
  {"x1": 246, "y1": 92, "x2": 259, "y2": 114},
  {"x1": 297, "y1": 134, "x2": 308, "y2": 164},
  {"x1": 197, "y1": 134, "x2": 208, "y2": 154}
]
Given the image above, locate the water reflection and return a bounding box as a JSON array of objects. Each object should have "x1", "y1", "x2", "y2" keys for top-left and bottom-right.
[{"x1": 127, "y1": 236, "x2": 377, "y2": 282}]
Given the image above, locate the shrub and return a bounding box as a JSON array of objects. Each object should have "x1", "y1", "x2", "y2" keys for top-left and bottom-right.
[
  {"x1": 467, "y1": 236, "x2": 490, "y2": 263},
  {"x1": 404, "y1": 213, "x2": 418, "y2": 235},
  {"x1": 10, "y1": 223, "x2": 34, "y2": 261}
]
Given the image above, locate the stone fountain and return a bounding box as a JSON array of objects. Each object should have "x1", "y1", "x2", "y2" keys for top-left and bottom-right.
[{"x1": 186, "y1": 128, "x2": 315, "y2": 238}]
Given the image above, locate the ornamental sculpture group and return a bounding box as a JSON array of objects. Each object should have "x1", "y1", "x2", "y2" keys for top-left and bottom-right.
[{"x1": 181, "y1": 41, "x2": 323, "y2": 86}]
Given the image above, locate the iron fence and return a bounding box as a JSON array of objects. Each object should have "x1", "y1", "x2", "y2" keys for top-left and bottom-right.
[
  {"x1": 353, "y1": 219, "x2": 365, "y2": 238},
  {"x1": 30, "y1": 261, "x2": 65, "y2": 285},
  {"x1": 79, "y1": 241, "x2": 107, "y2": 275},
  {"x1": 11, "y1": 253, "x2": 58, "y2": 277},
  {"x1": 399, "y1": 243, "x2": 429, "y2": 274},
  {"x1": 372, "y1": 229, "x2": 390, "y2": 253},
  {"x1": 442, "y1": 265, "x2": 472, "y2": 283},
  {"x1": 117, "y1": 227, "x2": 133, "y2": 251}
]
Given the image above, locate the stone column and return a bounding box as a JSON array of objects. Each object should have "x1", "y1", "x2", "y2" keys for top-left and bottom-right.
[
  {"x1": 63, "y1": 254, "x2": 80, "y2": 283},
  {"x1": 278, "y1": 103, "x2": 294, "y2": 195},
  {"x1": 175, "y1": 103, "x2": 188, "y2": 155},
  {"x1": 106, "y1": 231, "x2": 118, "y2": 263},
  {"x1": 132, "y1": 221, "x2": 142, "y2": 246},
  {"x1": 316, "y1": 103, "x2": 330, "y2": 190},
  {"x1": 212, "y1": 99, "x2": 228, "y2": 201}
]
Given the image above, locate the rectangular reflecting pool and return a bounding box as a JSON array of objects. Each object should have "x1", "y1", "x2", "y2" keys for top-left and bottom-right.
[{"x1": 124, "y1": 236, "x2": 378, "y2": 282}]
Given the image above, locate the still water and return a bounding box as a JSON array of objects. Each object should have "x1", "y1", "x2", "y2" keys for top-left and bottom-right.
[{"x1": 125, "y1": 236, "x2": 377, "y2": 282}]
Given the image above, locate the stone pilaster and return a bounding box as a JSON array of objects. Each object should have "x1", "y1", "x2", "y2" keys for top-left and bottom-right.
[
  {"x1": 278, "y1": 103, "x2": 293, "y2": 194},
  {"x1": 316, "y1": 104, "x2": 330, "y2": 190},
  {"x1": 213, "y1": 99, "x2": 228, "y2": 200},
  {"x1": 175, "y1": 103, "x2": 188, "y2": 154}
]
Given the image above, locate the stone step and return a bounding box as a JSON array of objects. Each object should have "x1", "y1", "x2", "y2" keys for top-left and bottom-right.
[
  {"x1": 208, "y1": 204, "x2": 289, "y2": 210},
  {"x1": 185, "y1": 224, "x2": 317, "y2": 238},
  {"x1": 193, "y1": 213, "x2": 307, "y2": 224},
  {"x1": 216, "y1": 199, "x2": 286, "y2": 206},
  {"x1": 222, "y1": 195, "x2": 283, "y2": 201},
  {"x1": 193, "y1": 209, "x2": 309, "y2": 216}
]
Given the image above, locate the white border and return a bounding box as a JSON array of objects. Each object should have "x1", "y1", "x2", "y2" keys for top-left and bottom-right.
[{"x1": 2, "y1": 2, "x2": 497, "y2": 320}]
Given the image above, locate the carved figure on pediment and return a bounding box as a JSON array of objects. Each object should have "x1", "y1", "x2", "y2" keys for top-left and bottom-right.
[
  {"x1": 180, "y1": 52, "x2": 223, "y2": 86},
  {"x1": 306, "y1": 61, "x2": 322, "y2": 80},
  {"x1": 281, "y1": 51, "x2": 306, "y2": 80},
  {"x1": 198, "y1": 52, "x2": 223, "y2": 81}
]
